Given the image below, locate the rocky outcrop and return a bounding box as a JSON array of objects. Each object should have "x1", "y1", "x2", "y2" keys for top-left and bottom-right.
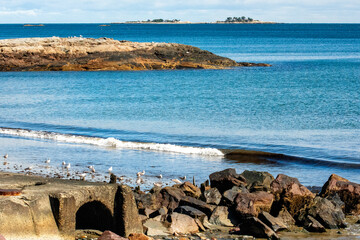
[
  {"x1": 209, "y1": 168, "x2": 246, "y2": 193},
  {"x1": 320, "y1": 174, "x2": 360, "y2": 214},
  {"x1": 0, "y1": 37, "x2": 270, "y2": 71},
  {"x1": 241, "y1": 170, "x2": 274, "y2": 192},
  {"x1": 234, "y1": 191, "x2": 274, "y2": 218}
]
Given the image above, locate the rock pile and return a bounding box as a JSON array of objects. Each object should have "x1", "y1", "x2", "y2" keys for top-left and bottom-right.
[{"x1": 130, "y1": 169, "x2": 359, "y2": 239}]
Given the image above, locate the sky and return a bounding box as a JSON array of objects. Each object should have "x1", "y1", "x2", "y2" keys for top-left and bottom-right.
[{"x1": 0, "y1": 0, "x2": 359, "y2": 23}]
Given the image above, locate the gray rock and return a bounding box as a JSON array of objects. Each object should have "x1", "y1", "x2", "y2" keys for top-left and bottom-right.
[
  {"x1": 179, "y1": 182, "x2": 202, "y2": 198},
  {"x1": 303, "y1": 215, "x2": 326, "y2": 233},
  {"x1": 258, "y1": 212, "x2": 287, "y2": 232},
  {"x1": 209, "y1": 206, "x2": 234, "y2": 227},
  {"x1": 174, "y1": 205, "x2": 207, "y2": 221},
  {"x1": 143, "y1": 219, "x2": 171, "y2": 236},
  {"x1": 222, "y1": 186, "x2": 249, "y2": 205},
  {"x1": 203, "y1": 188, "x2": 222, "y2": 205},
  {"x1": 306, "y1": 197, "x2": 346, "y2": 229},
  {"x1": 209, "y1": 168, "x2": 246, "y2": 193},
  {"x1": 277, "y1": 208, "x2": 296, "y2": 227},
  {"x1": 241, "y1": 170, "x2": 274, "y2": 192},
  {"x1": 239, "y1": 217, "x2": 279, "y2": 240},
  {"x1": 180, "y1": 196, "x2": 216, "y2": 217},
  {"x1": 169, "y1": 213, "x2": 199, "y2": 234}
]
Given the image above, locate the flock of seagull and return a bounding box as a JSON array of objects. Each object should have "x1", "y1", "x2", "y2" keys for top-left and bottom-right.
[{"x1": 2, "y1": 153, "x2": 187, "y2": 188}]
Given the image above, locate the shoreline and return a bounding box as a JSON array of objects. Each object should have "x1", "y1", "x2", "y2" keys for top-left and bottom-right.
[{"x1": 0, "y1": 169, "x2": 359, "y2": 239}]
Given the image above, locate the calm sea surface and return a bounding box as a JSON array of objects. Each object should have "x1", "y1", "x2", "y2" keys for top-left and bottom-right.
[{"x1": 0, "y1": 24, "x2": 359, "y2": 187}]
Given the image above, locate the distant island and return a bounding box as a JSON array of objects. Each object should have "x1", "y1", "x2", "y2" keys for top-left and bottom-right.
[
  {"x1": 112, "y1": 17, "x2": 276, "y2": 24},
  {"x1": 23, "y1": 24, "x2": 45, "y2": 27}
]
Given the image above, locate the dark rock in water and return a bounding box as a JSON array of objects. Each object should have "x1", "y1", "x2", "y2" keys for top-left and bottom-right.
[
  {"x1": 209, "y1": 206, "x2": 234, "y2": 227},
  {"x1": 168, "y1": 212, "x2": 199, "y2": 234},
  {"x1": 240, "y1": 170, "x2": 274, "y2": 192},
  {"x1": 174, "y1": 206, "x2": 207, "y2": 221},
  {"x1": 222, "y1": 186, "x2": 249, "y2": 205},
  {"x1": 258, "y1": 211, "x2": 287, "y2": 232},
  {"x1": 134, "y1": 192, "x2": 162, "y2": 211},
  {"x1": 300, "y1": 196, "x2": 346, "y2": 229},
  {"x1": 98, "y1": 230, "x2": 129, "y2": 240},
  {"x1": 239, "y1": 217, "x2": 279, "y2": 239},
  {"x1": 209, "y1": 168, "x2": 246, "y2": 193},
  {"x1": 180, "y1": 196, "x2": 216, "y2": 217},
  {"x1": 143, "y1": 219, "x2": 171, "y2": 236},
  {"x1": 234, "y1": 191, "x2": 274, "y2": 218},
  {"x1": 320, "y1": 174, "x2": 360, "y2": 214},
  {"x1": 270, "y1": 174, "x2": 314, "y2": 218},
  {"x1": 276, "y1": 208, "x2": 296, "y2": 227},
  {"x1": 303, "y1": 215, "x2": 326, "y2": 233},
  {"x1": 179, "y1": 181, "x2": 201, "y2": 199},
  {"x1": 203, "y1": 188, "x2": 222, "y2": 205}
]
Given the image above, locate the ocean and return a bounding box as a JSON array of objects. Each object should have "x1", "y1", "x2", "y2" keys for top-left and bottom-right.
[{"x1": 0, "y1": 23, "x2": 359, "y2": 187}]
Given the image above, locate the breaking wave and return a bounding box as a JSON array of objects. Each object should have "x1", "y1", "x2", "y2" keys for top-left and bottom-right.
[{"x1": 0, "y1": 127, "x2": 225, "y2": 156}]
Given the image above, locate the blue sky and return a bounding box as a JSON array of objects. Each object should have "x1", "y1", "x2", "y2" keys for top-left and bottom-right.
[{"x1": 0, "y1": 0, "x2": 359, "y2": 23}]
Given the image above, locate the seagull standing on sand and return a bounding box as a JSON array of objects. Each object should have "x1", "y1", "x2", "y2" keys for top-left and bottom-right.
[{"x1": 171, "y1": 179, "x2": 182, "y2": 184}]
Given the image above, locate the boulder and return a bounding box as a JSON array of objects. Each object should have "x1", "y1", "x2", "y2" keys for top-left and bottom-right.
[
  {"x1": 302, "y1": 196, "x2": 346, "y2": 229},
  {"x1": 200, "y1": 180, "x2": 211, "y2": 193},
  {"x1": 169, "y1": 213, "x2": 199, "y2": 234},
  {"x1": 134, "y1": 192, "x2": 162, "y2": 211},
  {"x1": 303, "y1": 215, "x2": 326, "y2": 233},
  {"x1": 160, "y1": 187, "x2": 186, "y2": 211},
  {"x1": 209, "y1": 206, "x2": 234, "y2": 227},
  {"x1": 320, "y1": 174, "x2": 360, "y2": 214},
  {"x1": 234, "y1": 191, "x2": 274, "y2": 218},
  {"x1": 241, "y1": 170, "x2": 274, "y2": 192},
  {"x1": 174, "y1": 206, "x2": 207, "y2": 221},
  {"x1": 203, "y1": 188, "x2": 222, "y2": 205},
  {"x1": 143, "y1": 219, "x2": 171, "y2": 236},
  {"x1": 98, "y1": 231, "x2": 129, "y2": 240},
  {"x1": 209, "y1": 168, "x2": 246, "y2": 193},
  {"x1": 258, "y1": 212, "x2": 287, "y2": 232},
  {"x1": 179, "y1": 182, "x2": 201, "y2": 199},
  {"x1": 222, "y1": 186, "x2": 249, "y2": 205},
  {"x1": 239, "y1": 217, "x2": 279, "y2": 239},
  {"x1": 180, "y1": 196, "x2": 216, "y2": 217},
  {"x1": 276, "y1": 208, "x2": 295, "y2": 227},
  {"x1": 270, "y1": 174, "x2": 315, "y2": 217}
]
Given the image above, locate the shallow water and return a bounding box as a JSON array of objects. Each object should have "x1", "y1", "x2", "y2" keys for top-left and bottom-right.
[{"x1": 0, "y1": 24, "x2": 359, "y2": 187}]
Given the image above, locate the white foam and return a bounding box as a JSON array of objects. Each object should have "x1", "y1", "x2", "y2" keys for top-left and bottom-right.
[{"x1": 0, "y1": 127, "x2": 224, "y2": 156}]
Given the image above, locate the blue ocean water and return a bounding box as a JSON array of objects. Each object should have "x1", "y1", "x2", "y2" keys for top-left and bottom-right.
[{"x1": 0, "y1": 24, "x2": 359, "y2": 186}]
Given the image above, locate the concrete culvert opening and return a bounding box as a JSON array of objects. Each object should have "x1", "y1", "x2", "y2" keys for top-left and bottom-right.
[{"x1": 76, "y1": 201, "x2": 113, "y2": 231}]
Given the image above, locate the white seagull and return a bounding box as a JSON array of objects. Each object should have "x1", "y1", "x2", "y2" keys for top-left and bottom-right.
[
  {"x1": 79, "y1": 173, "x2": 86, "y2": 181},
  {"x1": 62, "y1": 161, "x2": 66, "y2": 167},
  {"x1": 137, "y1": 170, "x2": 145, "y2": 177},
  {"x1": 108, "y1": 166, "x2": 113, "y2": 173},
  {"x1": 45, "y1": 159, "x2": 51, "y2": 164},
  {"x1": 156, "y1": 174, "x2": 163, "y2": 179},
  {"x1": 66, "y1": 163, "x2": 71, "y2": 170},
  {"x1": 3, "y1": 154, "x2": 8, "y2": 159},
  {"x1": 171, "y1": 179, "x2": 182, "y2": 184},
  {"x1": 136, "y1": 177, "x2": 144, "y2": 185}
]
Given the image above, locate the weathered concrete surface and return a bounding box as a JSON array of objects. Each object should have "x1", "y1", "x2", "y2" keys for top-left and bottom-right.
[
  {"x1": 0, "y1": 37, "x2": 270, "y2": 71},
  {"x1": 0, "y1": 172, "x2": 142, "y2": 240}
]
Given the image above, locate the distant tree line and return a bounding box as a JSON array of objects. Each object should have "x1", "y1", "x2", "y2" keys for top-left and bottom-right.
[
  {"x1": 224, "y1": 16, "x2": 254, "y2": 23},
  {"x1": 146, "y1": 19, "x2": 180, "y2": 23}
]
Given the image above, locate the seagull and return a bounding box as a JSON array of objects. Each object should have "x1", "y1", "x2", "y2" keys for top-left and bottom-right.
[
  {"x1": 66, "y1": 163, "x2": 71, "y2": 170},
  {"x1": 153, "y1": 182, "x2": 162, "y2": 187},
  {"x1": 79, "y1": 173, "x2": 86, "y2": 181},
  {"x1": 62, "y1": 161, "x2": 66, "y2": 167},
  {"x1": 108, "y1": 166, "x2": 113, "y2": 173},
  {"x1": 179, "y1": 176, "x2": 186, "y2": 181},
  {"x1": 156, "y1": 174, "x2": 163, "y2": 179},
  {"x1": 137, "y1": 170, "x2": 145, "y2": 177},
  {"x1": 171, "y1": 179, "x2": 182, "y2": 184},
  {"x1": 3, "y1": 154, "x2": 8, "y2": 159},
  {"x1": 45, "y1": 159, "x2": 51, "y2": 164},
  {"x1": 25, "y1": 166, "x2": 33, "y2": 171},
  {"x1": 90, "y1": 166, "x2": 96, "y2": 173},
  {"x1": 136, "y1": 177, "x2": 143, "y2": 185}
]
